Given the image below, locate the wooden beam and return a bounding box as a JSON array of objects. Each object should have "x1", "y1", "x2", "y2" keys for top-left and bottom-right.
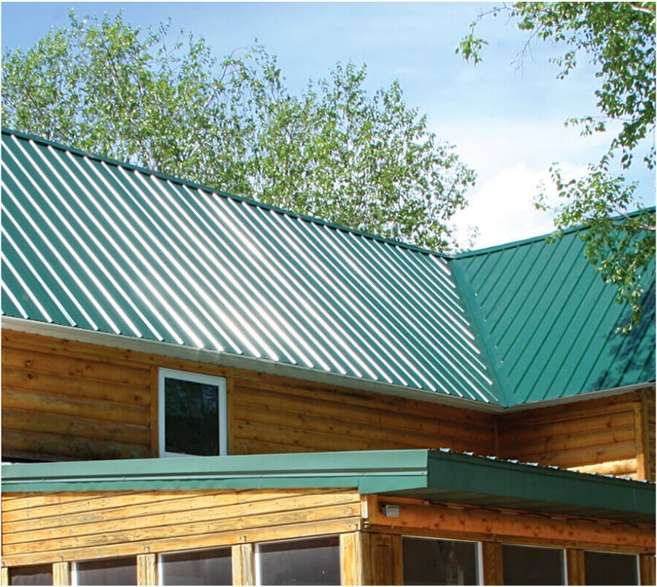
[
  {"x1": 640, "y1": 554, "x2": 656, "y2": 586},
  {"x1": 340, "y1": 532, "x2": 372, "y2": 585},
  {"x1": 366, "y1": 496, "x2": 655, "y2": 552},
  {"x1": 566, "y1": 549, "x2": 585, "y2": 585},
  {"x1": 232, "y1": 544, "x2": 255, "y2": 586},
  {"x1": 137, "y1": 553, "x2": 156, "y2": 586},
  {"x1": 481, "y1": 542, "x2": 503, "y2": 585},
  {"x1": 0, "y1": 567, "x2": 8, "y2": 587}
]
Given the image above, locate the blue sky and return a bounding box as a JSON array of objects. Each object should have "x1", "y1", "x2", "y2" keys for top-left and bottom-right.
[{"x1": 3, "y1": 2, "x2": 654, "y2": 247}]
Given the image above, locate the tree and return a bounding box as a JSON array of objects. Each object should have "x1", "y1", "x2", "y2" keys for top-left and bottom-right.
[
  {"x1": 459, "y1": 2, "x2": 655, "y2": 331},
  {"x1": 2, "y1": 12, "x2": 475, "y2": 251}
]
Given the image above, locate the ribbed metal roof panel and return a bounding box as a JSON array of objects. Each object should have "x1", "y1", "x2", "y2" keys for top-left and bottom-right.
[
  {"x1": 1, "y1": 129, "x2": 500, "y2": 404},
  {"x1": 452, "y1": 224, "x2": 655, "y2": 405}
]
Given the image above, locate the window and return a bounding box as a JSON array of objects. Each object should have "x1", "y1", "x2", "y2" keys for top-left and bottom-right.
[
  {"x1": 403, "y1": 537, "x2": 480, "y2": 585},
  {"x1": 584, "y1": 551, "x2": 639, "y2": 585},
  {"x1": 502, "y1": 545, "x2": 565, "y2": 585},
  {"x1": 160, "y1": 548, "x2": 232, "y2": 585},
  {"x1": 73, "y1": 558, "x2": 137, "y2": 586},
  {"x1": 9, "y1": 565, "x2": 52, "y2": 586},
  {"x1": 158, "y1": 368, "x2": 227, "y2": 457},
  {"x1": 256, "y1": 536, "x2": 340, "y2": 585}
]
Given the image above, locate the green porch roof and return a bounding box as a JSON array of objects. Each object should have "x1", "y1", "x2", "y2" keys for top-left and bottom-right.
[
  {"x1": 1, "y1": 127, "x2": 654, "y2": 408},
  {"x1": 2, "y1": 449, "x2": 654, "y2": 522}
]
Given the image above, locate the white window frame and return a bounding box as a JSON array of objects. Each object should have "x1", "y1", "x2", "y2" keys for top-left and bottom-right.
[
  {"x1": 401, "y1": 535, "x2": 483, "y2": 585},
  {"x1": 255, "y1": 535, "x2": 340, "y2": 586},
  {"x1": 158, "y1": 368, "x2": 228, "y2": 458}
]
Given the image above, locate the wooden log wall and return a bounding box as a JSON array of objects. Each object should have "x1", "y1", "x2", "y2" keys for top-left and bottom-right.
[
  {"x1": 0, "y1": 489, "x2": 362, "y2": 568},
  {"x1": 1, "y1": 329, "x2": 654, "y2": 480},
  {"x1": 1, "y1": 330, "x2": 496, "y2": 461},
  {"x1": 496, "y1": 390, "x2": 656, "y2": 480}
]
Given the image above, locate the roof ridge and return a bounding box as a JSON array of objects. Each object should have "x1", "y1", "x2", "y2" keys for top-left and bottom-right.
[
  {"x1": 1, "y1": 127, "x2": 448, "y2": 261},
  {"x1": 451, "y1": 206, "x2": 656, "y2": 260}
]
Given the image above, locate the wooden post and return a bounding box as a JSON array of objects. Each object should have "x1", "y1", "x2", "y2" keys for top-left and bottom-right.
[
  {"x1": 566, "y1": 549, "x2": 586, "y2": 585},
  {"x1": 340, "y1": 531, "x2": 372, "y2": 585},
  {"x1": 640, "y1": 554, "x2": 656, "y2": 586},
  {"x1": 481, "y1": 542, "x2": 503, "y2": 585},
  {"x1": 0, "y1": 567, "x2": 9, "y2": 587},
  {"x1": 232, "y1": 543, "x2": 255, "y2": 586},
  {"x1": 53, "y1": 562, "x2": 71, "y2": 586},
  {"x1": 137, "y1": 554, "x2": 157, "y2": 586}
]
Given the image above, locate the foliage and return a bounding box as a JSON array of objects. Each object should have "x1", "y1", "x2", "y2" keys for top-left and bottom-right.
[
  {"x1": 458, "y1": 2, "x2": 656, "y2": 331},
  {"x1": 2, "y1": 12, "x2": 475, "y2": 251}
]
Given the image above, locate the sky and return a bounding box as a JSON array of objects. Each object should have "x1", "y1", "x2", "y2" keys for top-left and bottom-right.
[{"x1": 2, "y1": 1, "x2": 655, "y2": 248}]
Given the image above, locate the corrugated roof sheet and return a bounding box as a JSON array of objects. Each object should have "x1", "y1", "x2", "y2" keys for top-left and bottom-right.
[
  {"x1": 3, "y1": 449, "x2": 654, "y2": 521},
  {"x1": 0, "y1": 129, "x2": 499, "y2": 404},
  {"x1": 451, "y1": 222, "x2": 655, "y2": 405},
  {"x1": 1, "y1": 128, "x2": 653, "y2": 408}
]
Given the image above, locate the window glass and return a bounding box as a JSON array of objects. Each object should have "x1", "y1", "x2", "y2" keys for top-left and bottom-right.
[
  {"x1": 584, "y1": 551, "x2": 638, "y2": 585},
  {"x1": 258, "y1": 536, "x2": 340, "y2": 585},
  {"x1": 9, "y1": 565, "x2": 52, "y2": 586},
  {"x1": 75, "y1": 558, "x2": 137, "y2": 586},
  {"x1": 502, "y1": 545, "x2": 564, "y2": 585},
  {"x1": 403, "y1": 537, "x2": 478, "y2": 585},
  {"x1": 164, "y1": 376, "x2": 220, "y2": 455},
  {"x1": 161, "y1": 549, "x2": 232, "y2": 585}
]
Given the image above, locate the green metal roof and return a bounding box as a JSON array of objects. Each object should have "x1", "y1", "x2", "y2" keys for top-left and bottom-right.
[
  {"x1": 451, "y1": 217, "x2": 655, "y2": 405},
  {"x1": 2, "y1": 449, "x2": 654, "y2": 522},
  {"x1": 1, "y1": 127, "x2": 654, "y2": 407}
]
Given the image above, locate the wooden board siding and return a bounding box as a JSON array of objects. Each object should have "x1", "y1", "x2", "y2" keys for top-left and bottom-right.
[
  {"x1": 497, "y1": 390, "x2": 656, "y2": 480},
  {"x1": 1, "y1": 330, "x2": 496, "y2": 461},
  {"x1": 1, "y1": 489, "x2": 362, "y2": 567}
]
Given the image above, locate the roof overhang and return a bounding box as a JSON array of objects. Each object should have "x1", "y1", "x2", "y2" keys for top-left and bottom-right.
[{"x1": 3, "y1": 449, "x2": 654, "y2": 523}]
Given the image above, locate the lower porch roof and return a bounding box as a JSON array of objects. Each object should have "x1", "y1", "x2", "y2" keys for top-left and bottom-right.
[{"x1": 2, "y1": 449, "x2": 654, "y2": 523}]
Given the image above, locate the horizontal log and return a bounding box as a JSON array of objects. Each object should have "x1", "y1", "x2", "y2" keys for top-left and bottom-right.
[
  {"x1": 234, "y1": 387, "x2": 493, "y2": 445},
  {"x1": 2, "y1": 347, "x2": 149, "y2": 388},
  {"x1": 2, "y1": 429, "x2": 150, "y2": 461},
  {"x1": 2, "y1": 388, "x2": 150, "y2": 426},
  {"x1": 2, "y1": 368, "x2": 150, "y2": 405},
  {"x1": 4, "y1": 409, "x2": 149, "y2": 446},
  {"x1": 233, "y1": 399, "x2": 488, "y2": 452},
  {"x1": 570, "y1": 459, "x2": 637, "y2": 477},
  {"x1": 512, "y1": 440, "x2": 637, "y2": 468},
  {"x1": 499, "y1": 424, "x2": 635, "y2": 456},
  {"x1": 498, "y1": 411, "x2": 635, "y2": 444},
  {"x1": 235, "y1": 380, "x2": 494, "y2": 427}
]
